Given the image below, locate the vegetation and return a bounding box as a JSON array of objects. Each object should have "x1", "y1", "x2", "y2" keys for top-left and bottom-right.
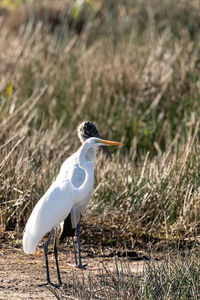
[
  {"x1": 47, "y1": 252, "x2": 200, "y2": 299},
  {"x1": 1, "y1": 0, "x2": 200, "y2": 298}
]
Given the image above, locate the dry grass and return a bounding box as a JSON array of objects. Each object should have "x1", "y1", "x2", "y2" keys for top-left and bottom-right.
[
  {"x1": 2, "y1": 1, "x2": 200, "y2": 298},
  {"x1": 1, "y1": 0, "x2": 200, "y2": 250},
  {"x1": 46, "y1": 252, "x2": 200, "y2": 299}
]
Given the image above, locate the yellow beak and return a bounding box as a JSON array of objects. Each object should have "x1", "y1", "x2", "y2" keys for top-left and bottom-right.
[{"x1": 98, "y1": 139, "x2": 123, "y2": 146}]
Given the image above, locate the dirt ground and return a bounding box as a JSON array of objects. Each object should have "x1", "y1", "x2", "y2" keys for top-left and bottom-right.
[{"x1": 0, "y1": 233, "x2": 149, "y2": 300}]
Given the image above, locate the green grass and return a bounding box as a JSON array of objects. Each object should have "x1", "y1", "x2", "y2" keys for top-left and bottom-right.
[{"x1": 1, "y1": 0, "x2": 200, "y2": 254}]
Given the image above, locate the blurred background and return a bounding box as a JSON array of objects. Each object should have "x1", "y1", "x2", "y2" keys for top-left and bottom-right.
[{"x1": 0, "y1": 0, "x2": 200, "y2": 252}]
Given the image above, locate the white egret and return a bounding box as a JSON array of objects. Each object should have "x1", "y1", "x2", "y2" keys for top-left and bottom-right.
[
  {"x1": 23, "y1": 137, "x2": 122, "y2": 287},
  {"x1": 59, "y1": 121, "x2": 112, "y2": 268}
]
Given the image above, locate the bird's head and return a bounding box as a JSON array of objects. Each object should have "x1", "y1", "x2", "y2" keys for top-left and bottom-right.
[
  {"x1": 84, "y1": 137, "x2": 123, "y2": 149},
  {"x1": 78, "y1": 137, "x2": 123, "y2": 171}
]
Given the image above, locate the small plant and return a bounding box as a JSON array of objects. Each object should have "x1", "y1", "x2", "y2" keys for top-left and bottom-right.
[{"x1": 45, "y1": 252, "x2": 200, "y2": 299}]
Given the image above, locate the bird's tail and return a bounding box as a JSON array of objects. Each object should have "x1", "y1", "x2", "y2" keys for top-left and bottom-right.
[{"x1": 23, "y1": 224, "x2": 41, "y2": 254}]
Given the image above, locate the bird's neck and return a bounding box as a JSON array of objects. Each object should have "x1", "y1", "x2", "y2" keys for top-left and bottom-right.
[
  {"x1": 73, "y1": 144, "x2": 95, "y2": 203},
  {"x1": 85, "y1": 148, "x2": 97, "y2": 166}
]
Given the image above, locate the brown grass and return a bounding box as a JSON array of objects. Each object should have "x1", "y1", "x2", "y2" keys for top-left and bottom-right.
[{"x1": 0, "y1": 0, "x2": 200, "y2": 250}]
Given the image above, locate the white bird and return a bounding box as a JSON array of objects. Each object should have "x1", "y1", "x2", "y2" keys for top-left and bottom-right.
[
  {"x1": 59, "y1": 121, "x2": 112, "y2": 269},
  {"x1": 23, "y1": 137, "x2": 122, "y2": 287}
]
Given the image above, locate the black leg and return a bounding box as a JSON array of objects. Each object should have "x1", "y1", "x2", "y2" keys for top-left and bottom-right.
[
  {"x1": 76, "y1": 222, "x2": 86, "y2": 269},
  {"x1": 53, "y1": 228, "x2": 62, "y2": 286},
  {"x1": 44, "y1": 229, "x2": 54, "y2": 286},
  {"x1": 72, "y1": 236, "x2": 78, "y2": 266}
]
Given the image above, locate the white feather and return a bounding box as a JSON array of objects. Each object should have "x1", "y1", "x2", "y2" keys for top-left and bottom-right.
[
  {"x1": 23, "y1": 138, "x2": 98, "y2": 254},
  {"x1": 23, "y1": 180, "x2": 73, "y2": 254},
  {"x1": 57, "y1": 147, "x2": 96, "y2": 228}
]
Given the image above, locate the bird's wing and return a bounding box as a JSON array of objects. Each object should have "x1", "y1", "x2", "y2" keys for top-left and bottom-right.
[
  {"x1": 59, "y1": 164, "x2": 87, "y2": 239},
  {"x1": 71, "y1": 165, "x2": 86, "y2": 187},
  {"x1": 56, "y1": 151, "x2": 78, "y2": 181},
  {"x1": 23, "y1": 179, "x2": 73, "y2": 254},
  {"x1": 63, "y1": 161, "x2": 93, "y2": 229},
  {"x1": 59, "y1": 156, "x2": 94, "y2": 239},
  {"x1": 70, "y1": 188, "x2": 93, "y2": 228},
  {"x1": 59, "y1": 183, "x2": 93, "y2": 240},
  {"x1": 57, "y1": 150, "x2": 87, "y2": 187},
  {"x1": 58, "y1": 148, "x2": 95, "y2": 239}
]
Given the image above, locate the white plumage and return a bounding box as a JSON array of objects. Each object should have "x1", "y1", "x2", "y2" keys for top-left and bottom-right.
[
  {"x1": 22, "y1": 136, "x2": 122, "y2": 286},
  {"x1": 23, "y1": 180, "x2": 73, "y2": 254},
  {"x1": 23, "y1": 138, "x2": 98, "y2": 254},
  {"x1": 57, "y1": 146, "x2": 96, "y2": 229}
]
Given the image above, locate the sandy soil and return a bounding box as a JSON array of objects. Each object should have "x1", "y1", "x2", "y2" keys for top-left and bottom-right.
[{"x1": 0, "y1": 234, "x2": 149, "y2": 300}]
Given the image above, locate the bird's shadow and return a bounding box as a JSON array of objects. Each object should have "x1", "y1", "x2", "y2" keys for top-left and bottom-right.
[{"x1": 87, "y1": 250, "x2": 150, "y2": 261}]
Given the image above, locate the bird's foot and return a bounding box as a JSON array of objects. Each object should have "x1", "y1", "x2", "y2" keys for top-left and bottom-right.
[
  {"x1": 67, "y1": 263, "x2": 87, "y2": 269},
  {"x1": 77, "y1": 263, "x2": 87, "y2": 269},
  {"x1": 48, "y1": 282, "x2": 63, "y2": 290},
  {"x1": 38, "y1": 281, "x2": 63, "y2": 289}
]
